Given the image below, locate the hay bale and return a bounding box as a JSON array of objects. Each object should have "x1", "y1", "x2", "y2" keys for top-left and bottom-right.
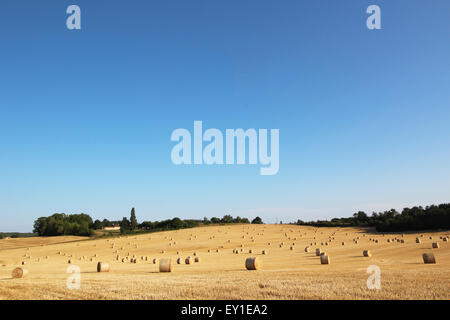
[
  {"x1": 290, "y1": 246, "x2": 294, "y2": 251},
  {"x1": 185, "y1": 257, "x2": 192, "y2": 264},
  {"x1": 416, "y1": 238, "x2": 421, "y2": 243},
  {"x1": 432, "y1": 242, "x2": 440, "y2": 249},
  {"x1": 262, "y1": 250, "x2": 267, "y2": 255},
  {"x1": 320, "y1": 255, "x2": 330, "y2": 265},
  {"x1": 68, "y1": 259, "x2": 72, "y2": 264},
  {"x1": 176, "y1": 257, "x2": 183, "y2": 264},
  {"x1": 97, "y1": 262, "x2": 110, "y2": 272},
  {"x1": 422, "y1": 253, "x2": 436, "y2": 264},
  {"x1": 363, "y1": 250, "x2": 372, "y2": 257},
  {"x1": 443, "y1": 238, "x2": 448, "y2": 242},
  {"x1": 153, "y1": 258, "x2": 159, "y2": 264},
  {"x1": 245, "y1": 257, "x2": 261, "y2": 270},
  {"x1": 12, "y1": 267, "x2": 28, "y2": 278},
  {"x1": 249, "y1": 249, "x2": 253, "y2": 253},
  {"x1": 304, "y1": 246, "x2": 310, "y2": 252},
  {"x1": 194, "y1": 257, "x2": 200, "y2": 263},
  {"x1": 159, "y1": 259, "x2": 173, "y2": 272},
  {"x1": 315, "y1": 248, "x2": 322, "y2": 256}
]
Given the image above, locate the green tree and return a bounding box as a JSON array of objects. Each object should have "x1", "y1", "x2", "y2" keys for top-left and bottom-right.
[
  {"x1": 130, "y1": 207, "x2": 138, "y2": 231},
  {"x1": 120, "y1": 217, "x2": 131, "y2": 234},
  {"x1": 251, "y1": 216, "x2": 263, "y2": 224}
]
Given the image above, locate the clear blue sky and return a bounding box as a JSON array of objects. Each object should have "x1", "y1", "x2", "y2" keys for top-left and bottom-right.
[{"x1": 1, "y1": 1, "x2": 449, "y2": 232}]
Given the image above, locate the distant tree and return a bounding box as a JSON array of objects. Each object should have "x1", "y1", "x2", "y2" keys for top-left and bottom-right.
[
  {"x1": 93, "y1": 219, "x2": 103, "y2": 230},
  {"x1": 203, "y1": 217, "x2": 210, "y2": 224},
  {"x1": 120, "y1": 217, "x2": 131, "y2": 234},
  {"x1": 221, "y1": 215, "x2": 233, "y2": 223},
  {"x1": 251, "y1": 216, "x2": 263, "y2": 224},
  {"x1": 102, "y1": 219, "x2": 112, "y2": 228},
  {"x1": 171, "y1": 217, "x2": 183, "y2": 229},
  {"x1": 130, "y1": 208, "x2": 138, "y2": 231},
  {"x1": 210, "y1": 217, "x2": 221, "y2": 224}
]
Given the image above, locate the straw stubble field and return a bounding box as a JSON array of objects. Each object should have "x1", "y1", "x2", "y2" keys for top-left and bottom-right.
[{"x1": 0, "y1": 225, "x2": 449, "y2": 300}]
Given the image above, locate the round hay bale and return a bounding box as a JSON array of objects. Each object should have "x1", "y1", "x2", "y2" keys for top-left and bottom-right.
[
  {"x1": 249, "y1": 249, "x2": 253, "y2": 254},
  {"x1": 21, "y1": 261, "x2": 26, "y2": 265},
  {"x1": 422, "y1": 253, "x2": 436, "y2": 264},
  {"x1": 363, "y1": 250, "x2": 372, "y2": 257},
  {"x1": 245, "y1": 257, "x2": 261, "y2": 270},
  {"x1": 432, "y1": 242, "x2": 440, "y2": 249},
  {"x1": 176, "y1": 257, "x2": 183, "y2": 264},
  {"x1": 290, "y1": 246, "x2": 294, "y2": 251},
  {"x1": 443, "y1": 238, "x2": 448, "y2": 242},
  {"x1": 194, "y1": 257, "x2": 200, "y2": 263},
  {"x1": 159, "y1": 258, "x2": 173, "y2": 272},
  {"x1": 12, "y1": 267, "x2": 28, "y2": 278},
  {"x1": 185, "y1": 257, "x2": 192, "y2": 264},
  {"x1": 97, "y1": 262, "x2": 110, "y2": 272},
  {"x1": 416, "y1": 238, "x2": 421, "y2": 243},
  {"x1": 320, "y1": 255, "x2": 330, "y2": 265},
  {"x1": 262, "y1": 250, "x2": 267, "y2": 255},
  {"x1": 68, "y1": 259, "x2": 72, "y2": 264},
  {"x1": 153, "y1": 258, "x2": 159, "y2": 264},
  {"x1": 304, "y1": 246, "x2": 310, "y2": 252},
  {"x1": 315, "y1": 248, "x2": 322, "y2": 256}
]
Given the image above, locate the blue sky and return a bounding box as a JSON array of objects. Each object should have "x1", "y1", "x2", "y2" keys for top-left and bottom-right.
[{"x1": 1, "y1": 0, "x2": 449, "y2": 232}]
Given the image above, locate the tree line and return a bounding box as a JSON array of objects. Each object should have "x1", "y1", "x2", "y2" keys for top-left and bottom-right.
[
  {"x1": 296, "y1": 203, "x2": 450, "y2": 232},
  {"x1": 33, "y1": 209, "x2": 264, "y2": 236},
  {"x1": 33, "y1": 213, "x2": 93, "y2": 236},
  {"x1": 118, "y1": 210, "x2": 264, "y2": 235}
]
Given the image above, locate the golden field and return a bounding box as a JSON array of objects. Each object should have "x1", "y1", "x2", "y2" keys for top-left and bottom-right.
[{"x1": 0, "y1": 224, "x2": 449, "y2": 300}]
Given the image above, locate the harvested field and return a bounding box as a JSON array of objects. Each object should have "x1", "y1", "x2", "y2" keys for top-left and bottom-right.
[{"x1": 0, "y1": 225, "x2": 449, "y2": 300}]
